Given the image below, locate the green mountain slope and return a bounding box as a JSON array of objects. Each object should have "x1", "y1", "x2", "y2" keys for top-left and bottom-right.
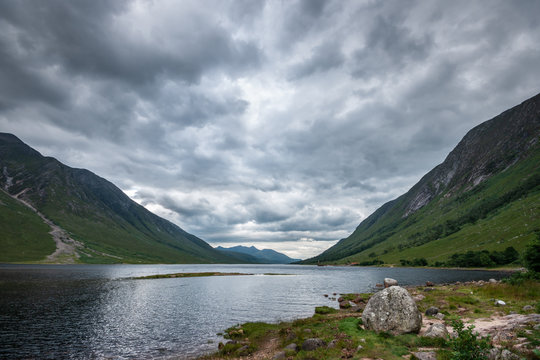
[
  {"x1": 304, "y1": 92, "x2": 540, "y2": 265},
  {"x1": 0, "y1": 133, "x2": 241, "y2": 264},
  {"x1": 0, "y1": 189, "x2": 55, "y2": 262}
]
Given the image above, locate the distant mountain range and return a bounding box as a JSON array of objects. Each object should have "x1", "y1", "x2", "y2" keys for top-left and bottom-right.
[
  {"x1": 303, "y1": 92, "x2": 540, "y2": 265},
  {"x1": 215, "y1": 245, "x2": 301, "y2": 264},
  {"x1": 0, "y1": 133, "x2": 247, "y2": 264}
]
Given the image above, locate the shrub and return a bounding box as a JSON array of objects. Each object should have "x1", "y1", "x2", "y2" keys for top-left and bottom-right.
[
  {"x1": 523, "y1": 236, "x2": 540, "y2": 272},
  {"x1": 448, "y1": 319, "x2": 490, "y2": 360},
  {"x1": 502, "y1": 270, "x2": 540, "y2": 285},
  {"x1": 400, "y1": 257, "x2": 428, "y2": 266}
]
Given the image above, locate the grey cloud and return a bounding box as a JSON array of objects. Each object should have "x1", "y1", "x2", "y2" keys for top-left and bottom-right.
[
  {"x1": 0, "y1": 1, "x2": 260, "y2": 87},
  {"x1": 288, "y1": 41, "x2": 345, "y2": 80},
  {"x1": 343, "y1": 181, "x2": 376, "y2": 192},
  {"x1": 351, "y1": 14, "x2": 433, "y2": 79},
  {"x1": 160, "y1": 196, "x2": 212, "y2": 218},
  {"x1": 2, "y1": 0, "x2": 540, "y2": 258},
  {"x1": 254, "y1": 209, "x2": 290, "y2": 224}
]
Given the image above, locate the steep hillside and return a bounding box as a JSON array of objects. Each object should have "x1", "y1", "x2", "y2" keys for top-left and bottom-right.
[
  {"x1": 216, "y1": 245, "x2": 301, "y2": 264},
  {"x1": 304, "y1": 92, "x2": 540, "y2": 265},
  {"x1": 0, "y1": 133, "x2": 241, "y2": 264}
]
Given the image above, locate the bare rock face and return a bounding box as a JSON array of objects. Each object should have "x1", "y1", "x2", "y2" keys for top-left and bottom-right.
[{"x1": 362, "y1": 286, "x2": 422, "y2": 335}]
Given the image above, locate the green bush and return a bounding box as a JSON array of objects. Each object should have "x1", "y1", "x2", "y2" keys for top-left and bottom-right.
[
  {"x1": 443, "y1": 247, "x2": 519, "y2": 267},
  {"x1": 448, "y1": 319, "x2": 490, "y2": 360},
  {"x1": 523, "y1": 235, "x2": 540, "y2": 272},
  {"x1": 400, "y1": 257, "x2": 428, "y2": 266},
  {"x1": 502, "y1": 270, "x2": 540, "y2": 285}
]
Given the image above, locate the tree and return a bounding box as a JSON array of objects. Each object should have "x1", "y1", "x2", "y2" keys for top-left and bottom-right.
[{"x1": 523, "y1": 235, "x2": 540, "y2": 272}]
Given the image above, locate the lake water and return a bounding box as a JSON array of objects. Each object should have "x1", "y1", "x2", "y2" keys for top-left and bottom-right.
[{"x1": 0, "y1": 264, "x2": 508, "y2": 359}]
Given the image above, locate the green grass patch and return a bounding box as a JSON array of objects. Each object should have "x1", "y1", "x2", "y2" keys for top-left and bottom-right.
[
  {"x1": 0, "y1": 190, "x2": 56, "y2": 262},
  {"x1": 314, "y1": 306, "x2": 338, "y2": 315},
  {"x1": 132, "y1": 272, "x2": 252, "y2": 279}
]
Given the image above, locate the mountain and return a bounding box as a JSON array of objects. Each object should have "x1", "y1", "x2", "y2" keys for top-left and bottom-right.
[
  {"x1": 304, "y1": 92, "x2": 540, "y2": 265},
  {"x1": 216, "y1": 245, "x2": 301, "y2": 264},
  {"x1": 0, "y1": 133, "x2": 243, "y2": 264}
]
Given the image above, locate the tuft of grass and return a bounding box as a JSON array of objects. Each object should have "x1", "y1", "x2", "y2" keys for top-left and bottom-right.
[{"x1": 314, "y1": 306, "x2": 338, "y2": 315}]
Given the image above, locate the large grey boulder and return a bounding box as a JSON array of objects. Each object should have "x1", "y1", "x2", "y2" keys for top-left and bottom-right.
[{"x1": 362, "y1": 286, "x2": 422, "y2": 335}]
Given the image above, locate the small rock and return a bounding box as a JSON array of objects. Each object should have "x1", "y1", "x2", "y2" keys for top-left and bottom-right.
[
  {"x1": 435, "y1": 313, "x2": 445, "y2": 320},
  {"x1": 302, "y1": 338, "x2": 326, "y2": 351},
  {"x1": 423, "y1": 287, "x2": 434, "y2": 292},
  {"x1": 425, "y1": 307, "x2": 439, "y2": 316},
  {"x1": 324, "y1": 294, "x2": 328, "y2": 297},
  {"x1": 356, "y1": 345, "x2": 363, "y2": 351},
  {"x1": 384, "y1": 278, "x2": 398, "y2": 288},
  {"x1": 338, "y1": 296, "x2": 344, "y2": 302},
  {"x1": 359, "y1": 338, "x2": 366, "y2": 342},
  {"x1": 522, "y1": 305, "x2": 533, "y2": 311},
  {"x1": 284, "y1": 343, "x2": 298, "y2": 351},
  {"x1": 327, "y1": 339, "x2": 337, "y2": 349},
  {"x1": 425, "y1": 281, "x2": 434, "y2": 287},
  {"x1": 412, "y1": 351, "x2": 437, "y2": 360},
  {"x1": 272, "y1": 351, "x2": 286, "y2": 360},
  {"x1": 489, "y1": 278, "x2": 497, "y2": 283},
  {"x1": 237, "y1": 345, "x2": 249, "y2": 355},
  {"x1": 375, "y1": 283, "x2": 383, "y2": 288},
  {"x1": 226, "y1": 340, "x2": 238, "y2": 345},
  {"x1": 499, "y1": 349, "x2": 520, "y2": 360},
  {"x1": 285, "y1": 330, "x2": 297, "y2": 341},
  {"x1": 304, "y1": 328, "x2": 312, "y2": 333},
  {"x1": 413, "y1": 294, "x2": 425, "y2": 302},
  {"x1": 339, "y1": 300, "x2": 352, "y2": 309},
  {"x1": 495, "y1": 300, "x2": 506, "y2": 306},
  {"x1": 493, "y1": 331, "x2": 515, "y2": 343},
  {"x1": 423, "y1": 323, "x2": 448, "y2": 338},
  {"x1": 488, "y1": 347, "x2": 500, "y2": 360},
  {"x1": 509, "y1": 311, "x2": 517, "y2": 315}
]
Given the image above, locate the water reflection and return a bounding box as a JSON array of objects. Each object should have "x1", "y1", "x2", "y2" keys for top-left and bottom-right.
[{"x1": 0, "y1": 264, "x2": 507, "y2": 359}]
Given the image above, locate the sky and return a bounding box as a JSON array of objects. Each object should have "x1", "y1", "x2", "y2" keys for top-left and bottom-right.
[{"x1": 1, "y1": 0, "x2": 539, "y2": 259}]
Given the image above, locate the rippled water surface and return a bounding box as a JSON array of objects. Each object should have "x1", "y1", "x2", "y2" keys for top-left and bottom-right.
[{"x1": 0, "y1": 264, "x2": 507, "y2": 359}]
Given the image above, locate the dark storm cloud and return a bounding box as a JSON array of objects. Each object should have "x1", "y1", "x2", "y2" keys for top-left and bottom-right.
[
  {"x1": 351, "y1": 14, "x2": 433, "y2": 79},
  {"x1": 0, "y1": 0, "x2": 260, "y2": 87},
  {"x1": 1, "y1": 0, "x2": 540, "y2": 258}
]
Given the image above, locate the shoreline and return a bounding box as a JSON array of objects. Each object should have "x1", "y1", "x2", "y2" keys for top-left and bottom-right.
[{"x1": 199, "y1": 276, "x2": 539, "y2": 360}]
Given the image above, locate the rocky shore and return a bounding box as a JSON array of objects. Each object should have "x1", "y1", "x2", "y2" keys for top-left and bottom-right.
[{"x1": 200, "y1": 277, "x2": 539, "y2": 360}]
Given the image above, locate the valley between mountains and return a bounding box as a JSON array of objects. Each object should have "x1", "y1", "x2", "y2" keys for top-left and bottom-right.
[{"x1": 1, "y1": 93, "x2": 539, "y2": 266}]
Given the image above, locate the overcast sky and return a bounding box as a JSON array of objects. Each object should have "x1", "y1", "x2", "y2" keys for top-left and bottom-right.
[{"x1": 1, "y1": 0, "x2": 539, "y2": 259}]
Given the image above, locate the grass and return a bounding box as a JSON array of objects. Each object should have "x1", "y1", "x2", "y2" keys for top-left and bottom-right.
[
  {"x1": 0, "y1": 190, "x2": 56, "y2": 262},
  {"x1": 203, "y1": 279, "x2": 540, "y2": 359},
  {"x1": 132, "y1": 272, "x2": 252, "y2": 279}
]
